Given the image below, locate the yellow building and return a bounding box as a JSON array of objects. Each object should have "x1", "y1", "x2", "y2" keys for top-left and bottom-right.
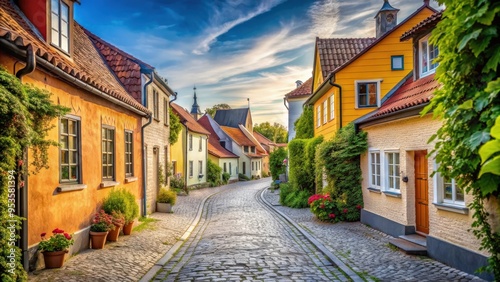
[{"x1": 305, "y1": 1, "x2": 436, "y2": 140}]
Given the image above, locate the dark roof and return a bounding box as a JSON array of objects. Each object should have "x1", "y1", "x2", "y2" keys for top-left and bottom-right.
[
  {"x1": 376, "y1": 0, "x2": 400, "y2": 16},
  {"x1": 171, "y1": 103, "x2": 210, "y2": 135},
  {"x1": 316, "y1": 37, "x2": 376, "y2": 79},
  {"x1": 214, "y1": 108, "x2": 249, "y2": 128},
  {"x1": 401, "y1": 11, "x2": 443, "y2": 41},
  {"x1": 198, "y1": 116, "x2": 238, "y2": 159},
  {"x1": 285, "y1": 77, "x2": 313, "y2": 99},
  {"x1": 0, "y1": 0, "x2": 150, "y2": 115}
]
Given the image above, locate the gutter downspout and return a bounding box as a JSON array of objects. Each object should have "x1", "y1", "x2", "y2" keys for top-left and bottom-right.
[
  {"x1": 328, "y1": 75, "x2": 343, "y2": 129},
  {"x1": 15, "y1": 44, "x2": 35, "y2": 272},
  {"x1": 283, "y1": 97, "x2": 289, "y2": 110},
  {"x1": 141, "y1": 71, "x2": 154, "y2": 217}
]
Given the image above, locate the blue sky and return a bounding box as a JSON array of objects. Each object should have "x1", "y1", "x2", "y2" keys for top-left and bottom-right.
[{"x1": 75, "y1": 0, "x2": 439, "y2": 127}]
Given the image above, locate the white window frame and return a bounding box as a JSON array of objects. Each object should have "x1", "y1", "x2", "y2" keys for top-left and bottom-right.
[
  {"x1": 368, "y1": 150, "x2": 381, "y2": 189},
  {"x1": 433, "y1": 163, "x2": 465, "y2": 207},
  {"x1": 354, "y1": 80, "x2": 381, "y2": 109},
  {"x1": 316, "y1": 105, "x2": 321, "y2": 128},
  {"x1": 329, "y1": 95, "x2": 335, "y2": 120},
  {"x1": 50, "y1": 0, "x2": 70, "y2": 53},
  {"x1": 323, "y1": 99, "x2": 328, "y2": 124},
  {"x1": 189, "y1": 134, "x2": 193, "y2": 151},
  {"x1": 199, "y1": 136, "x2": 202, "y2": 152},
  {"x1": 189, "y1": 161, "x2": 193, "y2": 177},
  {"x1": 419, "y1": 34, "x2": 439, "y2": 78},
  {"x1": 385, "y1": 151, "x2": 400, "y2": 192}
]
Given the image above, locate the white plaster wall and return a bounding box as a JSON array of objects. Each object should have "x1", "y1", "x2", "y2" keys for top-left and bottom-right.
[
  {"x1": 186, "y1": 132, "x2": 208, "y2": 187},
  {"x1": 287, "y1": 97, "x2": 308, "y2": 141}
]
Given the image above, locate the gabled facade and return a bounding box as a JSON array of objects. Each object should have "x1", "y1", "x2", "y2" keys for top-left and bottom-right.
[
  {"x1": 214, "y1": 108, "x2": 253, "y2": 132},
  {"x1": 284, "y1": 78, "x2": 313, "y2": 141},
  {"x1": 170, "y1": 103, "x2": 209, "y2": 187},
  {"x1": 306, "y1": 1, "x2": 436, "y2": 140},
  {"x1": 198, "y1": 115, "x2": 239, "y2": 182},
  {"x1": 0, "y1": 0, "x2": 149, "y2": 270},
  {"x1": 85, "y1": 29, "x2": 174, "y2": 214},
  {"x1": 355, "y1": 11, "x2": 493, "y2": 281}
]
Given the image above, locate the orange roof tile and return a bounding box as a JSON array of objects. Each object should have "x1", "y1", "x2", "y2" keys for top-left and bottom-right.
[
  {"x1": 401, "y1": 11, "x2": 442, "y2": 41},
  {"x1": 0, "y1": 0, "x2": 149, "y2": 115},
  {"x1": 253, "y1": 131, "x2": 275, "y2": 146},
  {"x1": 171, "y1": 103, "x2": 210, "y2": 135},
  {"x1": 198, "y1": 116, "x2": 238, "y2": 159},
  {"x1": 285, "y1": 77, "x2": 313, "y2": 99},
  {"x1": 220, "y1": 126, "x2": 256, "y2": 147}
]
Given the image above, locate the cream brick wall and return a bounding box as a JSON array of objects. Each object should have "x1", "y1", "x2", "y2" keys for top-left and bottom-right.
[{"x1": 361, "y1": 114, "x2": 488, "y2": 255}]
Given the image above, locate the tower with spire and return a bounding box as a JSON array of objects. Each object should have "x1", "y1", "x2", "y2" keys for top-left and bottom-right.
[
  {"x1": 375, "y1": 0, "x2": 400, "y2": 38},
  {"x1": 190, "y1": 85, "x2": 201, "y2": 120}
]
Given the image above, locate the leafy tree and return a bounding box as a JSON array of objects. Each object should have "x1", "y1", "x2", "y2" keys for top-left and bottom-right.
[
  {"x1": 0, "y1": 66, "x2": 69, "y2": 281},
  {"x1": 206, "y1": 159, "x2": 222, "y2": 187},
  {"x1": 269, "y1": 147, "x2": 287, "y2": 180},
  {"x1": 169, "y1": 109, "x2": 182, "y2": 144},
  {"x1": 205, "y1": 103, "x2": 231, "y2": 117},
  {"x1": 294, "y1": 106, "x2": 314, "y2": 139},
  {"x1": 424, "y1": 1, "x2": 500, "y2": 277},
  {"x1": 254, "y1": 122, "x2": 288, "y2": 143}
]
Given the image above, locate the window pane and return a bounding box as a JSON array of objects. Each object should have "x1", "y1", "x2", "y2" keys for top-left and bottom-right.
[
  {"x1": 107, "y1": 166, "x2": 113, "y2": 178},
  {"x1": 69, "y1": 136, "x2": 76, "y2": 149},
  {"x1": 61, "y1": 151, "x2": 68, "y2": 164},
  {"x1": 70, "y1": 151, "x2": 77, "y2": 163},
  {"x1": 444, "y1": 178, "x2": 453, "y2": 200},
  {"x1": 422, "y1": 41, "x2": 428, "y2": 73},
  {"x1": 61, "y1": 119, "x2": 68, "y2": 133},
  {"x1": 61, "y1": 2, "x2": 69, "y2": 21},
  {"x1": 51, "y1": 0, "x2": 59, "y2": 12},
  {"x1": 60, "y1": 135, "x2": 68, "y2": 149},
  {"x1": 61, "y1": 166, "x2": 69, "y2": 180},
  {"x1": 456, "y1": 185, "x2": 464, "y2": 202},
  {"x1": 70, "y1": 165, "x2": 77, "y2": 180}
]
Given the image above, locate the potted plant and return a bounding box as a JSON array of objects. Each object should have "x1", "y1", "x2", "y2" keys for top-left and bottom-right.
[
  {"x1": 89, "y1": 210, "x2": 114, "y2": 249},
  {"x1": 157, "y1": 188, "x2": 177, "y2": 213},
  {"x1": 38, "y1": 228, "x2": 74, "y2": 268},
  {"x1": 122, "y1": 190, "x2": 139, "y2": 235},
  {"x1": 102, "y1": 189, "x2": 130, "y2": 241},
  {"x1": 106, "y1": 211, "x2": 125, "y2": 242}
]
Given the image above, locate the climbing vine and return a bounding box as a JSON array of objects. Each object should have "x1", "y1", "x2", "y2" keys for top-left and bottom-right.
[
  {"x1": 0, "y1": 66, "x2": 69, "y2": 281},
  {"x1": 169, "y1": 109, "x2": 182, "y2": 144},
  {"x1": 294, "y1": 105, "x2": 314, "y2": 139},
  {"x1": 424, "y1": 1, "x2": 500, "y2": 277}
]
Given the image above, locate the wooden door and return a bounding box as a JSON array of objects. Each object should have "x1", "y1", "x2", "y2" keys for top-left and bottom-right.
[{"x1": 415, "y1": 150, "x2": 429, "y2": 234}]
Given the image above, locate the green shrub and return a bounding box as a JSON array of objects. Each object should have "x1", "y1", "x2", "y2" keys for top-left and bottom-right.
[
  {"x1": 157, "y1": 188, "x2": 177, "y2": 205},
  {"x1": 122, "y1": 190, "x2": 139, "y2": 224},
  {"x1": 279, "y1": 183, "x2": 311, "y2": 208},
  {"x1": 261, "y1": 171, "x2": 269, "y2": 178},
  {"x1": 279, "y1": 183, "x2": 293, "y2": 205},
  {"x1": 269, "y1": 147, "x2": 287, "y2": 180},
  {"x1": 102, "y1": 189, "x2": 130, "y2": 221},
  {"x1": 238, "y1": 173, "x2": 250, "y2": 181},
  {"x1": 207, "y1": 159, "x2": 222, "y2": 186},
  {"x1": 170, "y1": 175, "x2": 185, "y2": 189},
  {"x1": 289, "y1": 136, "x2": 323, "y2": 194},
  {"x1": 308, "y1": 194, "x2": 363, "y2": 222},
  {"x1": 222, "y1": 172, "x2": 230, "y2": 184}
]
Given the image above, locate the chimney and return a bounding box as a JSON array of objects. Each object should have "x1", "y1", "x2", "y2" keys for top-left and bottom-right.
[
  {"x1": 295, "y1": 80, "x2": 303, "y2": 88},
  {"x1": 423, "y1": 0, "x2": 430, "y2": 5},
  {"x1": 18, "y1": 0, "x2": 48, "y2": 39},
  {"x1": 374, "y1": 0, "x2": 400, "y2": 38}
]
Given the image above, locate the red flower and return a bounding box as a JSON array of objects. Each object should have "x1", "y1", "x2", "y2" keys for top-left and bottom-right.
[
  {"x1": 52, "y1": 228, "x2": 64, "y2": 234},
  {"x1": 343, "y1": 208, "x2": 348, "y2": 213},
  {"x1": 18, "y1": 160, "x2": 23, "y2": 167},
  {"x1": 329, "y1": 213, "x2": 336, "y2": 219},
  {"x1": 356, "y1": 204, "x2": 362, "y2": 210},
  {"x1": 320, "y1": 204, "x2": 325, "y2": 209},
  {"x1": 64, "y1": 233, "x2": 72, "y2": 240},
  {"x1": 40, "y1": 232, "x2": 46, "y2": 237}
]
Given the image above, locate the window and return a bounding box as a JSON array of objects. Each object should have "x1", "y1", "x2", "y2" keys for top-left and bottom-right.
[
  {"x1": 385, "y1": 152, "x2": 400, "y2": 190},
  {"x1": 124, "y1": 131, "x2": 133, "y2": 177},
  {"x1": 223, "y1": 163, "x2": 227, "y2": 173},
  {"x1": 251, "y1": 147, "x2": 255, "y2": 153},
  {"x1": 102, "y1": 127, "x2": 115, "y2": 180},
  {"x1": 244, "y1": 146, "x2": 249, "y2": 153},
  {"x1": 391, "y1": 55, "x2": 404, "y2": 70},
  {"x1": 323, "y1": 99, "x2": 328, "y2": 124},
  {"x1": 443, "y1": 178, "x2": 464, "y2": 204},
  {"x1": 60, "y1": 117, "x2": 80, "y2": 182},
  {"x1": 153, "y1": 90, "x2": 159, "y2": 120},
  {"x1": 356, "y1": 81, "x2": 379, "y2": 108},
  {"x1": 164, "y1": 98, "x2": 168, "y2": 126},
  {"x1": 369, "y1": 151, "x2": 381, "y2": 188},
  {"x1": 420, "y1": 35, "x2": 439, "y2": 77},
  {"x1": 229, "y1": 162, "x2": 232, "y2": 175},
  {"x1": 198, "y1": 161, "x2": 203, "y2": 176},
  {"x1": 316, "y1": 105, "x2": 321, "y2": 127},
  {"x1": 51, "y1": 0, "x2": 70, "y2": 53},
  {"x1": 252, "y1": 161, "x2": 254, "y2": 171},
  {"x1": 243, "y1": 162, "x2": 246, "y2": 174},
  {"x1": 199, "y1": 137, "x2": 202, "y2": 152},
  {"x1": 329, "y1": 95, "x2": 335, "y2": 120},
  {"x1": 189, "y1": 134, "x2": 193, "y2": 151},
  {"x1": 172, "y1": 161, "x2": 177, "y2": 176},
  {"x1": 189, "y1": 161, "x2": 193, "y2": 177}
]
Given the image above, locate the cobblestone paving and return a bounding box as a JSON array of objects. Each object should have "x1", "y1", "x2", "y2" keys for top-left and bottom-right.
[
  {"x1": 28, "y1": 183, "x2": 236, "y2": 282},
  {"x1": 262, "y1": 187, "x2": 486, "y2": 282},
  {"x1": 152, "y1": 179, "x2": 348, "y2": 282}
]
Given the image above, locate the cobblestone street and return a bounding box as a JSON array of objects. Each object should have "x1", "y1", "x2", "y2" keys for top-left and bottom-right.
[{"x1": 28, "y1": 178, "x2": 486, "y2": 281}]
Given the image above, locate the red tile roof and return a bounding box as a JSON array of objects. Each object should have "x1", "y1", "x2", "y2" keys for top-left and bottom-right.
[
  {"x1": 372, "y1": 73, "x2": 438, "y2": 118},
  {"x1": 285, "y1": 77, "x2": 313, "y2": 98},
  {"x1": 171, "y1": 103, "x2": 210, "y2": 135},
  {"x1": 198, "y1": 116, "x2": 238, "y2": 159},
  {"x1": 253, "y1": 131, "x2": 275, "y2": 146},
  {"x1": 220, "y1": 126, "x2": 256, "y2": 147},
  {"x1": 84, "y1": 28, "x2": 154, "y2": 104},
  {"x1": 0, "y1": 0, "x2": 149, "y2": 115},
  {"x1": 401, "y1": 11, "x2": 442, "y2": 41},
  {"x1": 316, "y1": 37, "x2": 376, "y2": 79}
]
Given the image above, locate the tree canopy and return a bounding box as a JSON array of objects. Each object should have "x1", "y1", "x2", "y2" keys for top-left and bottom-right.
[
  {"x1": 254, "y1": 122, "x2": 288, "y2": 143},
  {"x1": 294, "y1": 106, "x2": 314, "y2": 139},
  {"x1": 205, "y1": 103, "x2": 231, "y2": 117}
]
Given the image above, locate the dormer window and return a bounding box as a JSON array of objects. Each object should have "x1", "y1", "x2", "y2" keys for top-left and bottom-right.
[
  {"x1": 51, "y1": 0, "x2": 70, "y2": 53},
  {"x1": 251, "y1": 146, "x2": 255, "y2": 154},
  {"x1": 419, "y1": 34, "x2": 439, "y2": 78}
]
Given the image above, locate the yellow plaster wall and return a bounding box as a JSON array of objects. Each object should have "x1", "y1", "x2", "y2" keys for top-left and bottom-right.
[
  {"x1": 313, "y1": 50, "x2": 324, "y2": 91},
  {"x1": 170, "y1": 126, "x2": 186, "y2": 179}
]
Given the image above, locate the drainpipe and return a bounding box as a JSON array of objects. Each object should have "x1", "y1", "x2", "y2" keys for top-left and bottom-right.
[
  {"x1": 14, "y1": 44, "x2": 35, "y2": 271},
  {"x1": 328, "y1": 75, "x2": 343, "y2": 129},
  {"x1": 141, "y1": 71, "x2": 154, "y2": 217},
  {"x1": 283, "y1": 97, "x2": 289, "y2": 110}
]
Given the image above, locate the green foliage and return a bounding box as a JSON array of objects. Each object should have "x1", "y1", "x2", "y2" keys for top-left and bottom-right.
[
  {"x1": 90, "y1": 210, "x2": 114, "y2": 232},
  {"x1": 38, "y1": 229, "x2": 74, "y2": 252},
  {"x1": 205, "y1": 103, "x2": 231, "y2": 117},
  {"x1": 424, "y1": 1, "x2": 500, "y2": 277},
  {"x1": 207, "y1": 159, "x2": 222, "y2": 187},
  {"x1": 254, "y1": 121, "x2": 288, "y2": 143},
  {"x1": 157, "y1": 188, "x2": 177, "y2": 205},
  {"x1": 279, "y1": 183, "x2": 311, "y2": 208},
  {"x1": 238, "y1": 173, "x2": 250, "y2": 181},
  {"x1": 122, "y1": 190, "x2": 139, "y2": 224},
  {"x1": 308, "y1": 194, "x2": 363, "y2": 222},
  {"x1": 222, "y1": 172, "x2": 230, "y2": 184},
  {"x1": 479, "y1": 116, "x2": 500, "y2": 177},
  {"x1": 288, "y1": 136, "x2": 323, "y2": 194},
  {"x1": 294, "y1": 106, "x2": 314, "y2": 139},
  {"x1": 316, "y1": 124, "x2": 367, "y2": 222},
  {"x1": 170, "y1": 175, "x2": 185, "y2": 190},
  {"x1": 269, "y1": 147, "x2": 287, "y2": 180},
  {"x1": 102, "y1": 189, "x2": 136, "y2": 224},
  {"x1": 169, "y1": 109, "x2": 182, "y2": 144},
  {"x1": 0, "y1": 66, "x2": 69, "y2": 281}
]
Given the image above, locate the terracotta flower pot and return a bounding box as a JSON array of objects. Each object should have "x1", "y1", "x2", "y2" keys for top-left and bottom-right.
[
  {"x1": 107, "y1": 224, "x2": 122, "y2": 242},
  {"x1": 122, "y1": 221, "x2": 134, "y2": 235},
  {"x1": 90, "y1": 231, "x2": 108, "y2": 249},
  {"x1": 157, "y1": 202, "x2": 173, "y2": 213},
  {"x1": 42, "y1": 250, "x2": 67, "y2": 269}
]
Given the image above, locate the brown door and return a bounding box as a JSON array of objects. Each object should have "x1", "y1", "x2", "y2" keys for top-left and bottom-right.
[{"x1": 415, "y1": 150, "x2": 429, "y2": 234}]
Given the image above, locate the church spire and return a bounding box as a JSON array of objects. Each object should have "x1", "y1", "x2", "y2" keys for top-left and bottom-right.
[
  {"x1": 190, "y1": 85, "x2": 201, "y2": 120},
  {"x1": 375, "y1": 0, "x2": 399, "y2": 38}
]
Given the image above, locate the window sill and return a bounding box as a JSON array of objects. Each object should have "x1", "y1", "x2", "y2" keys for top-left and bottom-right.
[
  {"x1": 153, "y1": 118, "x2": 160, "y2": 122},
  {"x1": 100, "y1": 181, "x2": 120, "y2": 188},
  {"x1": 383, "y1": 190, "x2": 401, "y2": 198},
  {"x1": 57, "y1": 183, "x2": 87, "y2": 193},
  {"x1": 125, "y1": 176, "x2": 138, "y2": 183},
  {"x1": 433, "y1": 202, "x2": 469, "y2": 215},
  {"x1": 367, "y1": 187, "x2": 381, "y2": 194}
]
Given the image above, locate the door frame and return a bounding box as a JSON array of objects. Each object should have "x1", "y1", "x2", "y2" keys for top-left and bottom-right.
[{"x1": 414, "y1": 150, "x2": 429, "y2": 235}]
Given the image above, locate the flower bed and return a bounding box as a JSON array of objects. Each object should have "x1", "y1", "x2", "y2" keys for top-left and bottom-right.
[{"x1": 308, "y1": 194, "x2": 362, "y2": 222}]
